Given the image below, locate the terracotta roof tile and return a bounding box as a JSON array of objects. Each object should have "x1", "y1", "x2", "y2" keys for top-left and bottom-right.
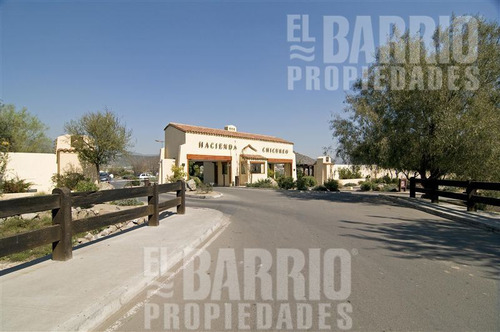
[{"x1": 166, "y1": 123, "x2": 293, "y2": 144}]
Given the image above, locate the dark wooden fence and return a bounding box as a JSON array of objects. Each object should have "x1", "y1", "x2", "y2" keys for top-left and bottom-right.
[
  {"x1": 0, "y1": 180, "x2": 185, "y2": 261},
  {"x1": 409, "y1": 177, "x2": 500, "y2": 211}
]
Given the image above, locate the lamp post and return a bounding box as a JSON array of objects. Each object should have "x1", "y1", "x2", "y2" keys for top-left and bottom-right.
[{"x1": 155, "y1": 139, "x2": 164, "y2": 148}]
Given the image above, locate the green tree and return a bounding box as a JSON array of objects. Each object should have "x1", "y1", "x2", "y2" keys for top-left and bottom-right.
[
  {"x1": 0, "y1": 103, "x2": 53, "y2": 153},
  {"x1": 331, "y1": 16, "x2": 500, "y2": 182},
  {"x1": 64, "y1": 110, "x2": 132, "y2": 181}
]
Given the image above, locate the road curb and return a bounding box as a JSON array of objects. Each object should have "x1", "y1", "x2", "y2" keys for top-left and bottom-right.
[
  {"x1": 56, "y1": 208, "x2": 228, "y2": 332},
  {"x1": 381, "y1": 195, "x2": 500, "y2": 233}
]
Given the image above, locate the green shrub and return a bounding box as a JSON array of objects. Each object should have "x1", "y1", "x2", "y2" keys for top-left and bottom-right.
[
  {"x1": 277, "y1": 176, "x2": 295, "y2": 190},
  {"x1": 197, "y1": 182, "x2": 213, "y2": 193},
  {"x1": 373, "y1": 174, "x2": 398, "y2": 184},
  {"x1": 324, "y1": 179, "x2": 340, "y2": 191},
  {"x1": 296, "y1": 175, "x2": 317, "y2": 190},
  {"x1": 302, "y1": 176, "x2": 317, "y2": 187},
  {"x1": 360, "y1": 181, "x2": 378, "y2": 191},
  {"x1": 167, "y1": 165, "x2": 186, "y2": 183},
  {"x1": 313, "y1": 185, "x2": 328, "y2": 191},
  {"x1": 382, "y1": 184, "x2": 398, "y2": 192},
  {"x1": 296, "y1": 177, "x2": 307, "y2": 190},
  {"x1": 2, "y1": 177, "x2": 32, "y2": 193},
  {"x1": 52, "y1": 172, "x2": 86, "y2": 190},
  {"x1": 360, "y1": 181, "x2": 371, "y2": 191},
  {"x1": 382, "y1": 174, "x2": 392, "y2": 184},
  {"x1": 110, "y1": 198, "x2": 143, "y2": 206},
  {"x1": 190, "y1": 176, "x2": 203, "y2": 187},
  {"x1": 247, "y1": 179, "x2": 275, "y2": 188},
  {"x1": 338, "y1": 166, "x2": 362, "y2": 179},
  {"x1": 75, "y1": 180, "x2": 98, "y2": 192},
  {"x1": 344, "y1": 182, "x2": 357, "y2": 187}
]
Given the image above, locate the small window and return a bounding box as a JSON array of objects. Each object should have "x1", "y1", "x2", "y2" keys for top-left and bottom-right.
[
  {"x1": 222, "y1": 163, "x2": 228, "y2": 175},
  {"x1": 250, "y1": 163, "x2": 263, "y2": 174}
]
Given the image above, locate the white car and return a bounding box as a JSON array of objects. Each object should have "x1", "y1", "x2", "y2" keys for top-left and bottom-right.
[{"x1": 138, "y1": 173, "x2": 153, "y2": 180}]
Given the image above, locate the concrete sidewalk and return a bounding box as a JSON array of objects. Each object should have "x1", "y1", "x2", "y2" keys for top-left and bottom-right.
[
  {"x1": 0, "y1": 207, "x2": 227, "y2": 331},
  {"x1": 382, "y1": 194, "x2": 500, "y2": 232}
]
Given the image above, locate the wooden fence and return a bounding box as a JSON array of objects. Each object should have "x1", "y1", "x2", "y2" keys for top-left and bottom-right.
[
  {"x1": 0, "y1": 180, "x2": 185, "y2": 261},
  {"x1": 409, "y1": 177, "x2": 500, "y2": 211}
]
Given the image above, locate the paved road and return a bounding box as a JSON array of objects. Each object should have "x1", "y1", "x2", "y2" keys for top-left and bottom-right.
[{"x1": 99, "y1": 188, "x2": 499, "y2": 331}]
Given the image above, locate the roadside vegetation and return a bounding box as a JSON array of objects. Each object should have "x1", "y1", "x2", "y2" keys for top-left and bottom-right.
[
  {"x1": 0, "y1": 215, "x2": 53, "y2": 262},
  {"x1": 245, "y1": 173, "x2": 341, "y2": 192},
  {"x1": 330, "y1": 17, "x2": 500, "y2": 183},
  {"x1": 0, "y1": 104, "x2": 53, "y2": 195},
  {"x1": 110, "y1": 198, "x2": 143, "y2": 206},
  {"x1": 190, "y1": 176, "x2": 213, "y2": 193},
  {"x1": 64, "y1": 109, "x2": 132, "y2": 181},
  {"x1": 246, "y1": 179, "x2": 276, "y2": 188},
  {"x1": 338, "y1": 166, "x2": 362, "y2": 179}
]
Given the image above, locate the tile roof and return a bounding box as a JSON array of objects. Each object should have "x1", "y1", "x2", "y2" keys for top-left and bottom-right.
[
  {"x1": 294, "y1": 151, "x2": 316, "y2": 165},
  {"x1": 165, "y1": 123, "x2": 293, "y2": 144},
  {"x1": 241, "y1": 154, "x2": 268, "y2": 160}
]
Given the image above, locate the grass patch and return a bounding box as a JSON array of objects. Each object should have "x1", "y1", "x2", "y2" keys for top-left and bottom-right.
[
  {"x1": 0, "y1": 215, "x2": 53, "y2": 262},
  {"x1": 110, "y1": 198, "x2": 144, "y2": 206}
]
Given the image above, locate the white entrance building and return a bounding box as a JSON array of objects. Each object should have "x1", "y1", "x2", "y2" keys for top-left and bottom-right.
[{"x1": 159, "y1": 123, "x2": 296, "y2": 186}]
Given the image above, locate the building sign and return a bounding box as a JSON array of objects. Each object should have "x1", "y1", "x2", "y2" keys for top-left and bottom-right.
[
  {"x1": 262, "y1": 147, "x2": 289, "y2": 154},
  {"x1": 199, "y1": 141, "x2": 237, "y2": 150}
]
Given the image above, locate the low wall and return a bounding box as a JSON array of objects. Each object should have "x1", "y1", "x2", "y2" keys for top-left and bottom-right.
[{"x1": 4, "y1": 153, "x2": 56, "y2": 193}]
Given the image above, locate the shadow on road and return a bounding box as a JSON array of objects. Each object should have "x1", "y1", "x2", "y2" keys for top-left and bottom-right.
[
  {"x1": 338, "y1": 216, "x2": 500, "y2": 280},
  {"x1": 276, "y1": 190, "x2": 401, "y2": 207}
]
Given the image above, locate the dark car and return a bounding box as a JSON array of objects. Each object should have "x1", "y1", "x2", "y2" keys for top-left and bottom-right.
[{"x1": 99, "y1": 171, "x2": 111, "y2": 182}]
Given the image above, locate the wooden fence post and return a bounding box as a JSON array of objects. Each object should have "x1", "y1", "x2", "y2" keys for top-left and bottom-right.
[
  {"x1": 410, "y1": 177, "x2": 416, "y2": 198},
  {"x1": 148, "y1": 183, "x2": 159, "y2": 226},
  {"x1": 52, "y1": 187, "x2": 73, "y2": 261},
  {"x1": 466, "y1": 181, "x2": 477, "y2": 212},
  {"x1": 177, "y1": 180, "x2": 186, "y2": 215},
  {"x1": 431, "y1": 179, "x2": 439, "y2": 203}
]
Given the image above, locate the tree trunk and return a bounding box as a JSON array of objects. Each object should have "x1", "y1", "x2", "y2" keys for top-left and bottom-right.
[{"x1": 95, "y1": 163, "x2": 100, "y2": 183}]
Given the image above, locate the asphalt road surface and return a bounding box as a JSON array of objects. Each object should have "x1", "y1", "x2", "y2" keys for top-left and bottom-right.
[{"x1": 98, "y1": 188, "x2": 499, "y2": 332}]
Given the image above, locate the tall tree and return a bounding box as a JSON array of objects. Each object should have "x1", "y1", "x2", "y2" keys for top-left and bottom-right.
[
  {"x1": 0, "y1": 103, "x2": 53, "y2": 153},
  {"x1": 331, "y1": 16, "x2": 500, "y2": 181},
  {"x1": 65, "y1": 110, "x2": 132, "y2": 180}
]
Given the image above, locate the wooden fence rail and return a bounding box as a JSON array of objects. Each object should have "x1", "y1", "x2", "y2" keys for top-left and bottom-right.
[
  {"x1": 0, "y1": 180, "x2": 186, "y2": 261},
  {"x1": 409, "y1": 177, "x2": 500, "y2": 211}
]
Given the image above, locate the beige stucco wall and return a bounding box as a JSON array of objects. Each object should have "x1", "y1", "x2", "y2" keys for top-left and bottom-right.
[
  {"x1": 4, "y1": 153, "x2": 56, "y2": 193},
  {"x1": 164, "y1": 126, "x2": 186, "y2": 159},
  {"x1": 161, "y1": 126, "x2": 296, "y2": 186},
  {"x1": 314, "y1": 156, "x2": 335, "y2": 185},
  {"x1": 55, "y1": 134, "x2": 83, "y2": 174},
  {"x1": 159, "y1": 158, "x2": 176, "y2": 184}
]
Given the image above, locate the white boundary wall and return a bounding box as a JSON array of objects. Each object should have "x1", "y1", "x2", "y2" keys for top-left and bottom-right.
[{"x1": 4, "y1": 153, "x2": 56, "y2": 193}]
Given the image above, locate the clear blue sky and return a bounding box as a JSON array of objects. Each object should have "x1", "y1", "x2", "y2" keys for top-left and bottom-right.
[{"x1": 1, "y1": 0, "x2": 498, "y2": 157}]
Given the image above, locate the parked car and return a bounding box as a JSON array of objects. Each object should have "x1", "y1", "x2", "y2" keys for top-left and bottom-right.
[
  {"x1": 138, "y1": 173, "x2": 154, "y2": 180},
  {"x1": 99, "y1": 171, "x2": 111, "y2": 182}
]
